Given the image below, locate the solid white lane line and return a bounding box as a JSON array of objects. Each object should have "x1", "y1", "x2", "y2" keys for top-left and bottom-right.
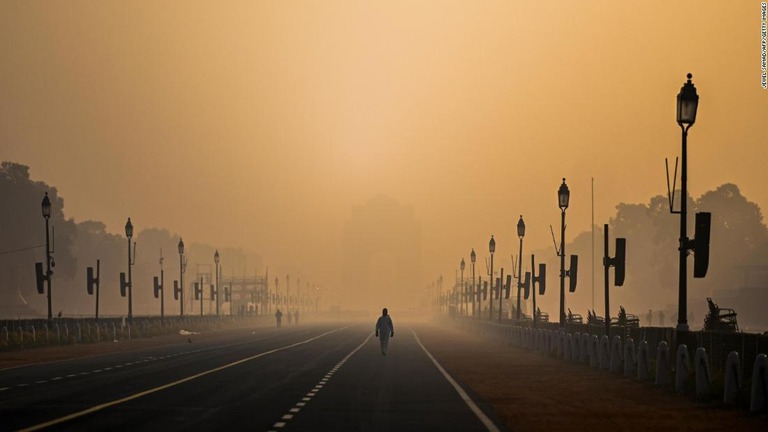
[
  {"x1": 412, "y1": 329, "x2": 501, "y2": 432},
  {"x1": 17, "y1": 326, "x2": 354, "y2": 432}
]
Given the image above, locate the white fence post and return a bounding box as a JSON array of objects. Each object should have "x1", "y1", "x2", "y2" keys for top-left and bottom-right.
[
  {"x1": 675, "y1": 344, "x2": 690, "y2": 394},
  {"x1": 623, "y1": 337, "x2": 636, "y2": 377},
  {"x1": 694, "y1": 347, "x2": 710, "y2": 398},
  {"x1": 723, "y1": 351, "x2": 741, "y2": 405},
  {"x1": 637, "y1": 340, "x2": 649, "y2": 381},
  {"x1": 750, "y1": 353, "x2": 767, "y2": 413},
  {"x1": 655, "y1": 341, "x2": 670, "y2": 386}
]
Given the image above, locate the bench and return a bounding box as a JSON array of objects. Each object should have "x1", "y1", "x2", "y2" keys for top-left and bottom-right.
[
  {"x1": 704, "y1": 297, "x2": 739, "y2": 332},
  {"x1": 567, "y1": 308, "x2": 583, "y2": 324},
  {"x1": 536, "y1": 308, "x2": 549, "y2": 323}
]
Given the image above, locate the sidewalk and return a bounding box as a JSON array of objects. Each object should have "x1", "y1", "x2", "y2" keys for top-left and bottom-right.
[{"x1": 414, "y1": 321, "x2": 767, "y2": 432}]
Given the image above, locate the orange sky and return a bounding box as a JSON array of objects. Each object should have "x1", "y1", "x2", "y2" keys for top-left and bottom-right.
[{"x1": 1, "y1": 1, "x2": 766, "y2": 301}]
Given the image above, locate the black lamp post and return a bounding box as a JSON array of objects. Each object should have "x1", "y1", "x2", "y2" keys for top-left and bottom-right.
[
  {"x1": 470, "y1": 249, "x2": 476, "y2": 319},
  {"x1": 178, "y1": 238, "x2": 185, "y2": 316},
  {"x1": 125, "y1": 218, "x2": 134, "y2": 323},
  {"x1": 558, "y1": 178, "x2": 570, "y2": 326},
  {"x1": 214, "y1": 250, "x2": 220, "y2": 316},
  {"x1": 460, "y1": 258, "x2": 466, "y2": 316},
  {"x1": 158, "y1": 252, "x2": 164, "y2": 324},
  {"x1": 275, "y1": 277, "x2": 280, "y2": 310},
  {"x1": 41, "y1": 193, "x2": 53, "y2": 322},
  {"x1": 488, "y1": 235, "x2": 495, "y2": 320},
  {"x1": 516, "y1": 215, "x2": 525, "y2": 320},
  {"x1": 675, "y1": 73, "x2": 699, "y2": 332}
]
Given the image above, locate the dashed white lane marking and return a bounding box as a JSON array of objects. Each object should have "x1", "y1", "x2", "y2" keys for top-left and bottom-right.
[
  {"x1": 52, "y1": 377, "x2": 62, "y2": 381},
  {"x1": 0, "y1": 387, "x2": 10, "y2": 391},
  {"x1": 17, "y1": 325, "x2": 354, "y2": 432},
  {"x1": 35, "y1": 381, "x2": 47, "y2": 384},
  {"x1": 17, "y1": 384, "x2": 28, "y2": 387},
  {"x1": 65, "y1": 374, "x2": 76, "y2": 378},
  {"x1": 412, "y1": 329, "x2": 501, "y2": 432},
  {"x1": 269, "y1": 332, "x2": 373, "y2": 430}
]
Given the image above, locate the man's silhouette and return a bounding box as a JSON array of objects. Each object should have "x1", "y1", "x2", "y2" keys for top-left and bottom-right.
[
  {"x1": 375, "y1": 308, "x2": 394, "y2": 356},
  {"x1": 275, "y1": 309, "x2": 283, "y2": 327}
]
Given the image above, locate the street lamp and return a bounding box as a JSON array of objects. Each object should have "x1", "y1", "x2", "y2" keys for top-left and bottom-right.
[
  {"x1": 516, "y1": 215, "x2": 525, "y2": 320},
  {"x1": 214, "y1": 250, "x2": 220, "y2": 316},
  {"x1": 675, "y1": 73, "x2": 699, "y2": 332},
  {"x1": 558, "y1": 179, "x2": 570, "y2": 326},
  {"x1": 125, "y1": 218, "x2": 134, "y2": 323},
  {"x1": 155, "y1": 251, "x2": 164, "y2": 324},
  {"x1": 41, "y1": 192, "x2": 53, "y2": 321},
  {"x1": 470, "y1": 248, "x2": 476, "y2": 319},
  {"x1": 460, "y1": 258, "x2": 466, "y2": 316},
  {"x1": 178, "y1": 238, "x2": 186, "y2": 316},
  {"x1": 488, "y1": 235, "x2": 495, "y2": 320}
]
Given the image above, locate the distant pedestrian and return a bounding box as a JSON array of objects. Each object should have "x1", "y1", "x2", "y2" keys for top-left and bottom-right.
[
  {"x1": 294, "y1": 310, "x2": 299, "y2": 325},
  {"x1": 375, "y1": 308, "x2": 395, "y2": 356},
  {"x1": 646, "y1": 309, "x2": 653, "y2": 326},
  {"x1": 275, "y1": 309, "x2": 283, "y2": 328}
]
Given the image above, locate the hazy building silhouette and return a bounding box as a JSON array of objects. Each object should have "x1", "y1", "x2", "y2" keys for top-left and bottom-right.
[{"x1": 342, "y1": 195, "x2": 421, "y2": 312}]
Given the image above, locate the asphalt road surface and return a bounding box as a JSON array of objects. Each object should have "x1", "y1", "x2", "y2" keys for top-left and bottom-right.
[{"x1": 1, "y1": 322, "x2": 504, "y2": 431}]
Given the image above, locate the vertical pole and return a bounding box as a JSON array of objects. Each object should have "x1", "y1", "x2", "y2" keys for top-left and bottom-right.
[
  {"x1": 460, "y1": 268, "x2": 464, "y2": 316},
  {"x1": 604, "y1": 224, "x2": 610, "y2": 336},
  {"x1": 200, "y1": 277, "x2": 204, "y2": 317},
  {"x1": 45, "y1": 218, "x2": 52, "y2": 322},
  {"x1": 215, "y1": 264, "x2": 220, "y2": 316},
  {"x1": 489, "y1": 254, "x2": 494, "y2": 320},
  {"x1": 471, "y1": 263, "x2": 475, "y2": 319},
  {"x1": 516, "y1": 237, "x2": 523, "y2": 320},
  {"x1": 560, "y1": 209, "x2": 566, "y2": 326},
  {"x1": 95, "y1": 259, "x2": 100, "y2": 322},
  {"x1": 127, "y1": 239, "x2": 132, "y2": 324},
  {"x1": 160, "y1": 266, "x2": 164, "y2": 324},
  {"x1": 592, "y1": 177, "x2": 595, "y2": 311},
  {"x1": 498, "y1": 268, "x2": 504, "y2": 322},
  {"x1": 532, "y1": 254, "x2": 537, "y2": 329},
  {"x1": 180, "y1": 254, "x2": 184, "y2": 317},
  {"x1": 678, "y1": 128, "x2": 689, "y2": 331}
]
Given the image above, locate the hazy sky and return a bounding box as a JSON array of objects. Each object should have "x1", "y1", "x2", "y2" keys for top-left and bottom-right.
[{"x1": 1, "y1": 1, "x2": 766, "y2": 294}]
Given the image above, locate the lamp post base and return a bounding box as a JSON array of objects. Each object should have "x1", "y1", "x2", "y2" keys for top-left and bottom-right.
[{"x1": 676, "y1": 322, "x2": 689, "y2": 332}]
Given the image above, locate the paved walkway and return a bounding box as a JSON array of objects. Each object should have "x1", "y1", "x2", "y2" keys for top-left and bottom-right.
[{"x1": 414, "y1": 321, "x2": 767, "y2": 431}]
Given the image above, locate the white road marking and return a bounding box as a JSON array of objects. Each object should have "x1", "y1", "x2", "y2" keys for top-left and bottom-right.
[
  {"x1": 17, "y1": 325, "x2": 354, "y2": 432},
  {"x1": 52, "y1": 377, "x2": 62, "y2": 381},
  {"x1": 267, "y1": 332, "x2": 373, "y2": 429},
  {"x1": 35, "y1": 381, "x2": 47, "y2": 384},
  {"x1": 0, "y1": 387, "x2": 10, "y2": 391},
  {"x1": 412, "y1": 329, "x2": 501, "y2": 432},
  {"x1": 273, "y1": 422, "x2": 286, "y2": 428}
]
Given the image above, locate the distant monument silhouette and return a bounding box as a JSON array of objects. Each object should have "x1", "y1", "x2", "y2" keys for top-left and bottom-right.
[{"x1": 342, "y1": 195, "x2": 421, "y2": 311}]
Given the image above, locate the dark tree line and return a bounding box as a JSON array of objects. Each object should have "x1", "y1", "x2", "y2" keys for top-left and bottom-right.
[
  {"x1": 0, "y1": 161, "x2": 264, "y2": 318},
  {"x1": 536, "y1": 183, "x2": 768, "y2": 328}
]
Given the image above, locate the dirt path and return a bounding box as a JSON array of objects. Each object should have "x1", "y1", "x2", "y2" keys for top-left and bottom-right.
[{"x1": 414, "y1": 322, "x2": 767, "y2": 432}]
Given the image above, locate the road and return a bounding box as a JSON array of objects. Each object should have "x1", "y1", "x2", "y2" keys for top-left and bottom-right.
[{"x1": 0, "y1": 322, "x2": 503, "y2": 431}]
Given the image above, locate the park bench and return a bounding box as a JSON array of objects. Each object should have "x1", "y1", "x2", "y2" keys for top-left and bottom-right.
[
  {"x1": 704, "y1": 297, "x2": 739, "y2": 332},
  {"x1": 587, "y1": 309, "x2": 605, "y2": 326},
  {"x1": 613, "y1": 306, "x2": 640, "y2": 328},
  {"x1": 536, "y1": 308, "x2": 549, "y2": 323},
  {"x1": 567, "y1": 308, "x2": 583, "y2": 324}
]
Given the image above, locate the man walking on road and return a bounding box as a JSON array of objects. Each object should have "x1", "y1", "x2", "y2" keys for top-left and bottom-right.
[{"x1": 375, "y1": 308, "x2": 394, "y2": 356}]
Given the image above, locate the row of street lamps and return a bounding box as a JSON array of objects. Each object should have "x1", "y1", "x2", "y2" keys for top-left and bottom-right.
[{"x1": 450, "y1": 74, "x2": 701, "y2": 333}]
